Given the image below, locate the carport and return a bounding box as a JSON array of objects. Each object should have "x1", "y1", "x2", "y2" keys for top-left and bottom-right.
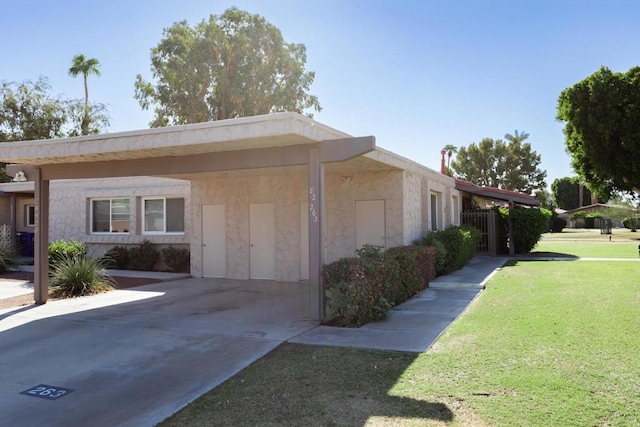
[{"x1": 0, "y1": 113, "x2": 375, "y2": 320}]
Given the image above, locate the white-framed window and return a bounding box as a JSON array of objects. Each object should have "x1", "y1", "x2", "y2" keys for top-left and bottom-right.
[
  {"x1": 142, "y1": 197, "x2": 185, "y2": 234},
  {"x1": 26, "y1": 205, "x2": 36, "y2": 227},
  {"x1": 91, "y1": 198, "x2": 130, "y2": 234}
]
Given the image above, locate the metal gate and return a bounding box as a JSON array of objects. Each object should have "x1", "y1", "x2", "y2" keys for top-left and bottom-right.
[{"x1": 461, "y1": 210, "x2": 498, "y2": 256}]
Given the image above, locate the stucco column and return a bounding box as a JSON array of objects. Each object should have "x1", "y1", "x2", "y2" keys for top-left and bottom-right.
[
  {"x1": 308, "y1": 146, "x2": 325, "y2": 321},
  {"x1": 10, "y1": 194, "x2": 17, "y2": 247},
  {"x1": 34, "y1": 169, "x2": 49, "y2": 304}
]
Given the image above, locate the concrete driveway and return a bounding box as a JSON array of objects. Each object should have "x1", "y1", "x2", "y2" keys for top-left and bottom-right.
[{"x1": 0, "y1": 278, "x2": 315, "y2": 427}]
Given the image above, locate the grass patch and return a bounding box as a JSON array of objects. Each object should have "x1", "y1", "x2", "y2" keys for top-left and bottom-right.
[
  {"x1": 162, "y1": 260, "x2": 640, "y2": 426},
  {"x1": 532, "y1": 240, "x2": 639, "y2": 258},
  {"x1": 161, "y1": 344, "x2": 454, "y2": 426},
  {"x1": 543, "y1": 228, "x2": 640, "y2": 241},
  {"x1": 394, "y1": 261, "x2": 640, "y2": 426}
]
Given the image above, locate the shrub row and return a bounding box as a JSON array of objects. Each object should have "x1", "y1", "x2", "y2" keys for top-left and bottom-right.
[
  {"x1": 415, "y1": 225, "x2": 481, "y2": 274},
  {"x1": 103, "y1": 241, "x2": 190, "y2": 273},
  {"x1": 0, "y1": 243, "x2": 19, "y2": 274},
  {"x1": 623, "y1": 217, "x2": 638, "y2": 231},
  {"x1": 322, "y1": 244, "x2": 438, "y2": 327},
  {"x1": 498, "y1": 207, "x2": 552, "y2": 254},
  {"x1": 550, "y1": 215, "x2": 568, "y2": 232},
  {"x1": 47, "y1": 239, "x2": 189, "y2": 273}
]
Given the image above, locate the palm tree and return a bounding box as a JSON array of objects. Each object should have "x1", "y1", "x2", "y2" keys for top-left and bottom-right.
[
  {"x1": 442, "y1": 144, "x2": 458, "y2": 169},
  {"x1": 68, "y1": 54, "x2": 101, "y2": 135},
  {"x1": 504, "y1": 130, "x2": 529, "y2": 144}
]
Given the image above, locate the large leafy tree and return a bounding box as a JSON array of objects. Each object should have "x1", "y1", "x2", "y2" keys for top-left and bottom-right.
[
  {"x1": 0, "y1": 78, "x2": 67, "y2": 142},
  {"x1": 557, "y1": 66, "x2": 640, "y2": 197},
  {"x1": 0, "y1": 77, "x2": 109, "y2": 181},
  {"x1": 68, "y1": 54, "x2": 102, "y2": 135},
  {"x1": 551, "y1": 176, "x2": 595, "y2": 210},
  {"x1": 134, "y1": 7, "x2": 321, "y2": 127},
  {"x1": 451, "y1": 134, "x2": 547, "y2": 194}
]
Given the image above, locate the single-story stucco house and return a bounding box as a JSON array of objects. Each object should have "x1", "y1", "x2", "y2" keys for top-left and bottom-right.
[{"x1": 0, "y1": 113, "x2": 462, "y2": 320}]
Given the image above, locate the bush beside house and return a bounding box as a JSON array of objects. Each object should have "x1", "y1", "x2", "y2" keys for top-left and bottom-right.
[
  {"x1": 48, "y1": 238, "x2": 87, "y2": 269},
  {"x1": 499, "y1": 207, "x2": 552, "y2": 254},
  {"x1": 161, "y1": 246, "x2": 190, "y2": 273},
  {"x1": 322, "y1": 244, "x2": 438, "y2": 327},
  {"x1": 101, "y1": 242, "x2": 190, "y2": 272},
  {"x1": 0, "y1": 244, "x2": 18, "y2": 274},
  {"x1": 550, "y1": 215, "x2": 568, "y2": 232},
  {"x1": 622, "y1": 217, "x2": 638, "y2": 231}
]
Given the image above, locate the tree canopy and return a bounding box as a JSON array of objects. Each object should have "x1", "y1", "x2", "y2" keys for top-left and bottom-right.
[
  {"x1": 134, "y1": 7, "x2": 321, "y2": 127},
  {"x1": 451, "y1": 134, "x2": 547, "y2": 194},
  {"x1": 0, "y1": 77, "x2": 110, "y2": 180},
  {"x1": 557, "y1": 66, "x2": 640, "y2": 197},
  {"x1": 551, "y1": 177, "x2": 595, "y2": 210}
]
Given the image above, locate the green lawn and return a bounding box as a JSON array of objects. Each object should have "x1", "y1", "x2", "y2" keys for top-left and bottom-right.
[
  {"x1": 162, "y1": 260, "x2": 640, "y2": 426},
  {"x1": 532, "y1": 240, "x2": 639, "y2": 258},
  {"x1": 543, "y1": 228, "x2": 640, "y2": 241},
  {"x1": 393, "y1": 261, "x2": 640, "y2": 426}
]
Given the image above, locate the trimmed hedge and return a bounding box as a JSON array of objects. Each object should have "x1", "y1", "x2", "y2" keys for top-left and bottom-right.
[
  {"x1": 623, "y1": 217, "x2": 638, "y2": 231},
  {"x1": 161, "y1": 246, "x2": 190, "y2": 273},
  {"x1": 322, "y1": 245, "x2": 438, "y2": 327},
  {"x1": 431, "y1": 226, "x2": 481, "y2": 274},
  {"x1": 499, "y1": 207, "x2": 552, "y2": 254},
  {"x1": 128, "y1": 240, "x2": 159, "y2": 271},
  {"x1": 103, "y1": 245, "x2": 129, "y2": 269},
  {"x1": 550, "y1": 216, "x2": 568, "y2": 232},
  {"x1": 413, "y1": 233, "x2": 447, "y2": 275}
]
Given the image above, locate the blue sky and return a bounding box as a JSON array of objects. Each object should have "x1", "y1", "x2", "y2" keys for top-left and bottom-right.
[{"x1": 2, "y1": 0, "x2": 639, "y2": 187}]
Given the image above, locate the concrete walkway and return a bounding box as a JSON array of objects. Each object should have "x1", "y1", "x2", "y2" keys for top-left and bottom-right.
[{"x1": 291, "y1": 256, "x2": 508, "y2": 352}]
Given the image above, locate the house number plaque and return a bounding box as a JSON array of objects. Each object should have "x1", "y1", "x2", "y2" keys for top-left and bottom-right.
[
  {"x1": 20, "y1": 384, "x2": 75, "y2": 400},
  {"x1": 309, "y1": 187, "x2": 318, "y2": 223}
]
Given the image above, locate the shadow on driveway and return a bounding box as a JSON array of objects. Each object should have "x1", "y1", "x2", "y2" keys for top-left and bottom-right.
[{"x1": 0, "y1": 278, "x2": 315, "y2": 427}]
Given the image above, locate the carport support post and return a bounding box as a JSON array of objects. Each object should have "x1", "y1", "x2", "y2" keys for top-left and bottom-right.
[
  {"x1": 10, "y1": 194, "x2": 17, "y2": 248},
  {"x1": 34, "y1": 168, "x2": 49, "y2": 304},
  {"x1": 308, "y1": 146, "x2": 325, "y2": 321}
]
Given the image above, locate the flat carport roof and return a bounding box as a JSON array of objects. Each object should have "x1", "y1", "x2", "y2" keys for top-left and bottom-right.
[{"x1": 0, "y1": 112, "x2": 376, "y2": 320}]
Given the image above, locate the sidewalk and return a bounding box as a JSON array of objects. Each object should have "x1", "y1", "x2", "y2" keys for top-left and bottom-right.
[{"x1": 290, "y1": 256, "x2": 508, "y2": 352}]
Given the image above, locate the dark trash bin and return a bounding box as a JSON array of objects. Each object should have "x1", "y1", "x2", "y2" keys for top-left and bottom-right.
[
  {"x1": 23, "y1": 232, "x2": 35, "y2": 257},
  {"x1": 15, "y1": 232, "x2": 24, "y2": 255}
]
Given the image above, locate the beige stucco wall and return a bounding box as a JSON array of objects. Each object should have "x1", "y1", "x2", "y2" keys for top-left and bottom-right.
[
  {"x1": 324, "y1": 170, "x2": 404, "y2": 262},
  {"x1": 0, "y1": 197, "x2": 11, "y2": 226},
  {"x1": 190, "y1": 167, "x2": 409, "y2": 281},
  {"x1": 190, "y1": 170, "x2": 306, "y2": 281},
  {"x1": 403, "y1": 172, "x2": 423, "y2": 245},
  {"x1": 49, "y1": 176, "x2": 190, "y2": 259},
  {"x1": 34, "y1": 150, "x2": 459, "y2": 280},
  {"x1": 17, "y1": 197, "x2": 35, "y2": 233}
]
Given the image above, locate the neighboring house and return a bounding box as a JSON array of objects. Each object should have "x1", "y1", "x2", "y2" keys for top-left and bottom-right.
[
  {"x1": 453, "y1": 178, "x2": 540, "y2": 256},
  {"x1": 454, "y1": 179, "x2": 540, "y2": 210},
  {"x1": 0, "y1": 112, "x2": 461, "y2": 319},
  {"x1": 0, "y1": 181, "x2": 36, "y2": 250},
  {"x1": 559, "y1": 203, "x2": 627, "y2": 228}
]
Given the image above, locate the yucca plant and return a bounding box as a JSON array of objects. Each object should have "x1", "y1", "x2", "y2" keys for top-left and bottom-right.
[
  {"x1": 0, "y1": 244, "x2": 19, "y2": 274},
  {"x1": 49, "y1": 255, "x2": 116, "y2": 298}
]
